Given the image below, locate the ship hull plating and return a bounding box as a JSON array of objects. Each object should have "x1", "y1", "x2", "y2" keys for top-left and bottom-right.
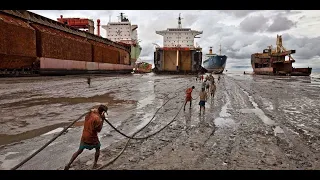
[
  {"x1": 251, "y1": 55, "x2": 312, "y2": 76},
  {"x1": 0, "y1": 10, "x2": 132, "y2": 77},
  {"x1": 153, "y1": 48, "x2": 203, "y2": 74},
  {"x1": 252, "y1": 68, "x2": 312, "y2": 76},
  {"x1": 203, "y1": 55, "x2": 227, "y2": 74}
]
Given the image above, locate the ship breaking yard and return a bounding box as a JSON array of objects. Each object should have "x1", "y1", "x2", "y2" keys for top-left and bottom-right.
[{"x1": 1, "y1": 10, "x2": 320, "y2": 170}]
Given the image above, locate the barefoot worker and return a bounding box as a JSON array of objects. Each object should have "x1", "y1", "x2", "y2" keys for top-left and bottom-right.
[
  {"x1": 184, "y1": 86, "x2": 195, "y2": 111},
  {"x1": 64, "y1": 104, "x2": 108, "y2": 170},
  {"x1": 199, "y1": 87, "x2": 208, "y2": 114}
]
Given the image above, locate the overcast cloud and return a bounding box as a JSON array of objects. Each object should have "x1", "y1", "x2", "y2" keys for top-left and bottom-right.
[{"x1": 29, "y1": 10, "x2": 320, "y2": 70}]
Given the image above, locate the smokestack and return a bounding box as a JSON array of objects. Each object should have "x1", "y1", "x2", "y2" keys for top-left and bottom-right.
[
  {"x1": 57, "y1": 15, "x2": 63, "y2": 23},
  {"x1": 97, "y1": 19, "x2": 100, "y2": 36}
]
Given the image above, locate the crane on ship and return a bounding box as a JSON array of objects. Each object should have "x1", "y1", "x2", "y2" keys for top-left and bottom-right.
[{"x1": 268, "y1": 35, "x2": 296, "y2": 62}]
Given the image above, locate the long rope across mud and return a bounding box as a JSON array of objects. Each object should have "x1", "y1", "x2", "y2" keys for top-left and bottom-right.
[{"x1": 11, "y1": 81, "x2": 197, "y2": 170}]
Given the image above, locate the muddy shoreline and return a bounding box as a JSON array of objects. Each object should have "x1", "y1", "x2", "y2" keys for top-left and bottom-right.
[{"x1": 1, "y1": 72, "x2": 320, "y2": 170}]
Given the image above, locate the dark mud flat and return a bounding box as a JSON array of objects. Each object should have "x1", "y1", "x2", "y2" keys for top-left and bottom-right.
[{"x1": 1, "y1": 73, "x2": 320, "y2": 170}]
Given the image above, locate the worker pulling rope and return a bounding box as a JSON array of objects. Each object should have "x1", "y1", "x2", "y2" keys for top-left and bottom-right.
[{"x1": 11, "y1": 84, "x2": 187, "y2": 170}]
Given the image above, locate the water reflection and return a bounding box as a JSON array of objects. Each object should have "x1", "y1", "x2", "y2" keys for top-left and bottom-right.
[{"x1": 184, "y1": 110, "x2": 191, "y2": 134}]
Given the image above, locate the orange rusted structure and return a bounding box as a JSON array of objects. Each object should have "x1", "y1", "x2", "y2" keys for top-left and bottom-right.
[
  {"x1": 57, "y1": 15, "x2": 95, "y2": 34},
  {"x1": 251, "y1": 35, "x2": 312, "y2": 76}
]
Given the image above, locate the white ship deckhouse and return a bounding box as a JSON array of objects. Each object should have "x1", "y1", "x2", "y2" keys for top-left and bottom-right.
[{"x1": 156, "y1": 14, "x2": 202, "y2": 48}]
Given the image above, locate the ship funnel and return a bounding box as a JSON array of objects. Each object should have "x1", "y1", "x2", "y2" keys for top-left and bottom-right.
[
  {"x1": 97, "y1": 19, "x2": 100, "y2": 36},
  {"x1": 209, "y1": 47, "x2": 213, "y2": 54}
]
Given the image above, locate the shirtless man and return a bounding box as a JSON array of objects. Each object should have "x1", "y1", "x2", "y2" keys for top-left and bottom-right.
[
  {"x1": 199, "y1": 88, "x2": 208, "y2": 114},
  {"x1": 210, "y1": 81, "x2": 216, "y2": 98}
]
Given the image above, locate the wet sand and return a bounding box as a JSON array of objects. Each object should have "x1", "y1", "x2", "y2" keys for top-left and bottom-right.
[{"x1": 1, "y1": 72, "x2": 320, "y2": 170}]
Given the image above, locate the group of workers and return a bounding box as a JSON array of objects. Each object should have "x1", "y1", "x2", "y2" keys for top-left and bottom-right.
[{"x1": 184, "y1": 73, "x2": 219, "y2": 114}]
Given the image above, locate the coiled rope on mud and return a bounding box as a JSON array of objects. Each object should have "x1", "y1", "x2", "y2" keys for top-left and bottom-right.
[
  {"x1": 10, "y1": 83, "x2": 189, "y2": 170},
  {"x1": 96, "y1": 99, "x2": 185, "y2": 170},
  {"x1": 102, "y1": 94, "x2": 182, "y2": 140}
]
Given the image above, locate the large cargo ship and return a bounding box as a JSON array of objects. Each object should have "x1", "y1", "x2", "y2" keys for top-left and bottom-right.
[
  {"x1": 0, "y1": 10, "x2": 132, "y2": 77},
  {"x1": 251, "y1": 35, "x2": 312, "y2": 76},
  {"x1": 153, "y1": 14, "x2": 204, "y2": 74},
  {"x1": 203, "y1": 45, "x2": 227, "y2": 74},
  {"x1": 102, "y1": 13, "x2": 142, "y2": 66}
]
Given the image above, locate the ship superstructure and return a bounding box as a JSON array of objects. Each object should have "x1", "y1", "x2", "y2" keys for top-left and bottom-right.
[
  {"x1": 153, "y1": 14, "x2": 203, "y2": 74},
  {"x1": 102, "y1": 13, "x2": 142, "y2": 65}
]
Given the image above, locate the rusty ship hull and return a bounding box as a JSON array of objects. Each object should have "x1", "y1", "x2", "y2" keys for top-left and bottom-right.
[
  {"x1": 0, "y1": 10, "x2": 133, "y2": 77},
  {"x1": 251, "y1": 35, "x2": 312, "y2": 76},
  {"x1": 153, "y1": 47, "x2": 203, "y2": 75}
]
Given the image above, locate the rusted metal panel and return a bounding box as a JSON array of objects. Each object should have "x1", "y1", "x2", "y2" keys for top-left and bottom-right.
[
  {"x1": 32, "y1": 24, "x2": 92, "y2": 62},
  {"x1": 0, "y1": 13, "x2": 37, "y2": 70},
  {"x1": 120, "y1": 49, "x2": 130, "y2": 65},
  {"x1": 89, "y1": 39, "x2": 123, "y2": 64},
  {"x1": 0, "y1": 13, "x2": 37, "y2": 57},
  {"x1": 253, "y1": 67, "x2": 273, "y2": 74},
  {"x1": 180, "y1": 51, "x2": 192, "y2": 71},
  {"x1": 0, "y1": 55, "x2": 36, "y2": 69},
  {"x1": 163, "y1": 50, "x2": 177, "y2": 71},
  {"x1": 0, "y1": 18, "x2": 7, "y2": 54}
]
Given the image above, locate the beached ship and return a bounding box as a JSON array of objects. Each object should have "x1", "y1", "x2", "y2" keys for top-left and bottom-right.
[
  {"x1": 153, "y1": 14, "x2": 203, "y2": 74},
  {"x1": 0, "y1": 10, "x2": 132, "y2": 76},
  {"x1": 203, "y1": 45, "x2": 227, "y2": 74},
  {"x1": 251, "y1": 35, "x2": 312, "y2": 76}
]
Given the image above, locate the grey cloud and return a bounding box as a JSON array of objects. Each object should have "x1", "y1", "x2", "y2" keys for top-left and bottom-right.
[
  {"x1": 139, "y1": 42, "x2": 155, "y2": 57},
  {"x1": 282, "y1": 35, "x2": 320, "y2": 59},
  {"x1": 267, "y1": 15, "x2": 297, "y2": 32},
  {"x1": 219, "y1": 10, "x2": 260, "y2": 18},
  {"x1": 181, "y1": 13, "x2": 199, "y2": 27},
  {"x1": 239, "y1": 15, "x2": 269, "y2": 33}
]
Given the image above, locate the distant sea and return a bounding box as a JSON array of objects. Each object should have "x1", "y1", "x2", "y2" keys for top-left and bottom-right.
[{"x1": 227, "y1": 67, "x2": 320, "y2": 85}]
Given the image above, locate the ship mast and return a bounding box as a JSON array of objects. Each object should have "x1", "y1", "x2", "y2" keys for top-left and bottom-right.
[
  {"x1": 219, "y1": 44, "x2": 221, "y2": 55},
  {"x1": 177, "y1": 13, "x2": 183, "y2": 47},
  {"x1": 178, "y1": 13, "x2": 183, "y2": 29}
]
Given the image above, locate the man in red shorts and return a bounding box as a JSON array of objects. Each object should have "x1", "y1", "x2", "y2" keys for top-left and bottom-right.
[{"x1": 184, "y1": 86, "x2": 195, "y2": 111}]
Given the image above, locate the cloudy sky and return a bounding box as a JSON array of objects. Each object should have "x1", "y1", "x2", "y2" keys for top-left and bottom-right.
[{"x1": 30, "y1": 10, "x2": 320, "y2": 70}]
